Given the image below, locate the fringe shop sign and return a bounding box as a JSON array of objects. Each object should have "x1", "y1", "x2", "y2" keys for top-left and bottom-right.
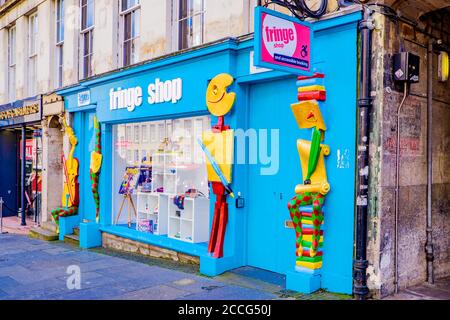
[{"x1": 254, "y1": 6, "x2": 313, "y2": 75}]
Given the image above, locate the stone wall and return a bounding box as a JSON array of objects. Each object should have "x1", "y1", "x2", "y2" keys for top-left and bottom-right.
[
  {"x1": 102, "y1": 232, "x2": 200, "y2": 266},
  {"x1": 367, "y1": 11, "x2": 450, "y2": 298}
]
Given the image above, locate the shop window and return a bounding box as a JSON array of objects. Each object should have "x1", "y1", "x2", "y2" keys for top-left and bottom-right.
[
  {"x1": 173, "y1": 0, "x2": 205, "y2": 51},
  {"x1": 55, "y1": 0, "x2": 64, "y2": 88},
  {"x1": 80, "y1": 0, "x2": 94, "y2": 79},
  {"x1": 28, "y1": 12, "x2": 38, "y2": 96},
  {"x1": 8, "y1": 25, "x2": 16, "y2": 101},
  {"x1": 112, "y1": 115, "x2": 211, "y2": 243},
  {"x1": 120, "y1": 0, "x2": 140, "y2": 67}
]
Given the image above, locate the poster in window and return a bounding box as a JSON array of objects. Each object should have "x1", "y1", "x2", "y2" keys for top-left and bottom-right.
[{"x1": 118, "y1": 166, "x2": 140, "y2": 195}]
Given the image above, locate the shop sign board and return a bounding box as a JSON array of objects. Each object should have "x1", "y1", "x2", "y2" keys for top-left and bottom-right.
[
  {"x1": 0, "y1": 98, "x2": 42, "y2": 128},
  {"x1": 254, "y1": 6, "x2": 313, "y2": 75},
  {"x1": 78, "y1": 90, "x2": 91, "y2": 107},
  {"x1": 109, "y1": 78, "x2": 183, "y2": 112}
]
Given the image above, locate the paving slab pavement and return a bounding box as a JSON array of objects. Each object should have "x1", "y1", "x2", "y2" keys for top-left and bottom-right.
[
  {"x1": 383, "y1": 278, "x2": 450, "y2": 300},
  {"x1": 0, "y1": 234, "x2": 352, "y2": 300}
]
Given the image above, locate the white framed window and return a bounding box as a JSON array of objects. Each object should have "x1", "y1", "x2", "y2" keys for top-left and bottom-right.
[
  {"x1": 134, "y1": 125, "x2": 140, "y2": 143},
  {"x1": 80, "y1": 0, "x2": 94, "y2": 79},
  {"x1": 55, "y1": 0, "x2": 65, "y2": 88},
  {"x1": 141, "y1": 124, "x2": 148, "y2": 143},
  {"x1": 120, "y1": 0, "x2": 140, "y2": 67},
  {"x1": 244, "y1": 0, "x2": 258, "y2": 34},
  {"x1": 28, "y1": 12, "x2": 38, "y2": 96},
  {"x1": 8, "y1": 25, "x2": 16, "y2": 101},
  {"x1": 172, "y1": 0, "x2": 205, "y2": 51}
]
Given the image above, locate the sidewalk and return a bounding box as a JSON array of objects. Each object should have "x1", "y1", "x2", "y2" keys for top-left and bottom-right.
[
  {"x1": 1, "y1": 216, "x2": 37, "y2": 236},
  {"x1": 0, "y1": 234, "x2": 351, "y2": 300},
  {"x1": 383, "y1": 277, "x2": 450, "y2": 300}
]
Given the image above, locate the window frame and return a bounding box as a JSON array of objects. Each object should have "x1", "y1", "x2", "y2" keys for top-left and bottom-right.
[
  {"x1": 56, "y1": 0, "x2": 65, "y2": 45},
  {"x1": 172, "y1": 0, "x2": 206, "y2": 51},
  {"x1": 119, "y1": 0, "x2": 141, "y2": 67},
  {"x1": 7, "y1": 25, "x2": 16, "y2": 101},
  {"x1": 80, "y1": 0, "x2": 94, "y2": 79},
  {"x1": 28, "y1": 12, "x2": 39, "y2": 96},
  {"x1": 55, "y1": 0, "x2": 65, "y2": 88}
]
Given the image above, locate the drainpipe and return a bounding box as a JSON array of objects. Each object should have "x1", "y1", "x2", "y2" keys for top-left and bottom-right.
[
  {"x1": 394, "y1": 82, "x2": 409, "y2": 294},
  {"x1": 354, "y1": 7, "x2": 373, "y2": 300},
  {"x1": 425, "y1": 39, "x2": 434, "y2": 285},
  {"x1": 21, "y1": 125, "x2": 26, "y2": 226}
]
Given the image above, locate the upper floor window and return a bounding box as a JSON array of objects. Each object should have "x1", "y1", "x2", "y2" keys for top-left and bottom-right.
[
  {"x1": 81, "y1": 0, "x2": 94, "y2": 30},
  {"x1": 8, "y1": 25, "x2": 16, "y2": 101},
  {"x1": 80, "y1": 0, "x2": 94, "y2": 78},
  {"x1": 56, "y1": 0, "x2": 65, "y2": 87},
  {"x1": 175, "y1": 0, "x2": 205, "y2": 50},
  {"x1": 56, "y1": 0, "x2": 64, "y2": 43},
  {"x1": 28, "y1": 12, "x2": 38, "y2": 96},
  {"x1": 120, "y1": 0, "x2": 140, "y2": 67}
]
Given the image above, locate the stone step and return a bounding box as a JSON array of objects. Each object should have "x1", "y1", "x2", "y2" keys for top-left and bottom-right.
[
  {"x1": 64, "y1": 234, "x2": 80, "y2": 246},
  {"x1": 41, "y1": 221, "x2": 58, "y2": 234},
  {"x1": 73, "y1": 227, "x2": 80, "y2": 236},
  {"x1": 29, "y1": 227, "x2": 59, "y2": 242}
]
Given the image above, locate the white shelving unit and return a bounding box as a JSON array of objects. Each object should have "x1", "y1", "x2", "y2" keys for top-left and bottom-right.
[
  {"x1": 151, "y1": 152, "x2": 178, "y2": 195},
  {"x1": 168, "y1": 196, "x2": 210, "y2": 243},
  {"x1": 136, "y1": 150, "x2": 210, "y2": 243},
  {"x1": 136, "y1": 193, "x2": 168, "y2": 235}
]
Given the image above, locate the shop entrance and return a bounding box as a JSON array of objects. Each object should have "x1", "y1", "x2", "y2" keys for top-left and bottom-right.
[
  {"x1": 0, "y1": 126, "x2": 42, "y2": 222},
  {"x1": 0, "y1": 129, "x2": 19, "y2": 217},
  {"x1": 246, "y1": 77, "x2": 299, "y2": 274}
]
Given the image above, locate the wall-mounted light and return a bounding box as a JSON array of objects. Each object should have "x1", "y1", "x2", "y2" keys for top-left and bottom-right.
[{"x1": 438, "y1": 51, "x2": 449, "y2": 82}]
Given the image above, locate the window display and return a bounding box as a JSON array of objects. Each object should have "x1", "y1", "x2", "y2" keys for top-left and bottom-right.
[{"x1": 112, "y1": 115, "x2": 211, "y2": 243}]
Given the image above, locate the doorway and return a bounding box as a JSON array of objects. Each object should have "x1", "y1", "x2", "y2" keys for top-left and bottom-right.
[
  {"x1": 246, "y1": 77, "x2": 299, "y2": 274},
  {"x1": 0, "y1": 125, "x2": 42, "y2": 223},
  {"x1": 0, "y1": 129, "x2": 18, "y2": 218}
]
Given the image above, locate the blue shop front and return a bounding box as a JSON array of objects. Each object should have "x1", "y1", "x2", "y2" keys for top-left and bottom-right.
[{"x1": 57, "y1": 11, "x2": 361, "y2": 294}]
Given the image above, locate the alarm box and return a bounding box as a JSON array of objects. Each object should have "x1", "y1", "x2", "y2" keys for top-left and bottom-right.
[{"x1": 393, "y1": 52, "x2": 420, "y2": 83}]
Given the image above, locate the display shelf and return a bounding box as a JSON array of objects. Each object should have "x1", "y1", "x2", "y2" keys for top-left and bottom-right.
[
  {"x1": 136, "y1": 193, "x2": 168, "y2": 235},
  {"x1": 167, "y1": 196, "x2": 210, "y2": 243},
  {"x1": 151, "y1": 152, "x2": 180, "y2": 194}
]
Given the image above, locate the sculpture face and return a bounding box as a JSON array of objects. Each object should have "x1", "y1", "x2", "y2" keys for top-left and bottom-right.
[
  {"x1": 291, "y1": 100, "x2": 327, "y2": 132},
  {"x1": 206, "y1": 73, "x2": 236, "y2": 117}
]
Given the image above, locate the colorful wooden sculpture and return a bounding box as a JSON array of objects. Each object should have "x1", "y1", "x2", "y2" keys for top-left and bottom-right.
[
  {"x1": 51, "y1": 116, "x2": 79, "y2": 231},
  {"x1": 90, "y1": 116, "x2": 102, "y2": 223},
  {"x1": 201, "y1": 73, "x2": 235, "y2": 259},
  {"x1": 287, "y1": 73, "x2": 330, "y2": 272}
]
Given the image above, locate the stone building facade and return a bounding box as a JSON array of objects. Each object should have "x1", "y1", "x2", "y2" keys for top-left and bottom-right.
[{"x1": 366, "y1": 2, "x2": 449, "y2": 298}]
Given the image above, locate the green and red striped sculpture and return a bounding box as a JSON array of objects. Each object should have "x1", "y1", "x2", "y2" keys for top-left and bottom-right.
[{"x1": 90, "y1": 116, "x2": 103, "y2": 223}]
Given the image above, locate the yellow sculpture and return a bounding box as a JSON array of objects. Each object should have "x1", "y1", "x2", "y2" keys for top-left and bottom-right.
[
  {"x1": 288, "y1": 75, "x2": 330, "y2": 270},
  {"x1": 201, "y1": 73, "x2": 235, "y2": 259},
  {"x1": 51, "y1": 116, "x2": 79, "y2": 231},
  {"x1": 206, "y1": 73, "x2": 236, "y2": 117},
  {"x1": 90, "y1": 117, "x2": 102, "y2": 174}
]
